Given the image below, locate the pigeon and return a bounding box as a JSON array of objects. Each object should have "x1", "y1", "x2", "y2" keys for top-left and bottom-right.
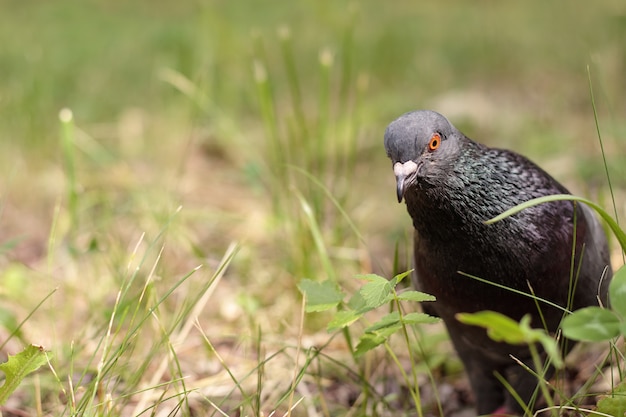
[{"x1": 384, "y1": 110, "x2": 612, "y2": 415}]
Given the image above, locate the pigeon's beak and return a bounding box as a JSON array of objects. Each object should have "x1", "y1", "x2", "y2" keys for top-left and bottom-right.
[
  {"x1": 396, "y1": 177, "x2": 405, "y2": 203},
  {"x1": 393, "y1": 161, "x2": 418, "y2": 203}
]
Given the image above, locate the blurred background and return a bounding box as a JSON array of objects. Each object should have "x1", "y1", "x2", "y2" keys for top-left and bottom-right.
[{"x1": 0, "y1": 0, "x2": 625, "y2": 415}]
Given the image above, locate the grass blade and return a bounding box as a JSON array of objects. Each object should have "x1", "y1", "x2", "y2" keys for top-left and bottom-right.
[{"x1": 486, "y1": 194, "x2": 626, "y2": 253}]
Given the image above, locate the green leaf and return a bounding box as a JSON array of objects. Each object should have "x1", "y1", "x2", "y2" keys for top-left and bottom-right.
[
  {"x1": 327, "y1": 310, "x2": 362, "y2": 332},
  {"x1": 537, "y1": 332, "x2": 564, "y2": 368},
  {"x1": 0, "y1": 345, "x2": 48, "y2": 404},
  {"x1": 596, "y1": 380, "x2": 626, "y2": 417},
  {"x1": 561, "y1": 306, "x2": 621, "y2": 342},
  {"x1": 355, "y1": 273, "x2": 386, "y2": 282},
  {"x1": 354, "y1": 333, "x2": 386, "y2": 357},
  {"x1": 347, "y1": 291, "x2": 367, "y2": 311},
  {"x1": 459, "y1": 312, "x2": 565, "y2": 367},
  {"x1": 609, "y1": 265, "x2": 626, "y2": 319},
  {"x1": 356, "y1": 274, "x2": 394, "y2": 309},
  {"x1": 518, "y1": 315, "x2": 563, "y2": 368},
  {"x1": 297, "y1": 279, "x2": 344, "y2": 312},
  {"x1": 372, "y1": 323, "x2": 403, "y2": 340},
  {"x1": 392, "y1": 269, "x2": 413, "y2": 285},
  {"x1": 396, "y1": 290, "x2": 436, "y2": 303},
  {"x1": 364, "y1": 311, "x2": 439, "y2": 338},
  {"x1": 619, "y1": 321, "x2": 626, "y2": 337},
  {"x1": 456, "y1": 311, "x2": 527, "y2": 344},
  {"x1": 401, "y1": 312, "x2": 440, "y2": 326},
  {"x1": 364, "y1": 311, "x2": 402, "y2": 333}
]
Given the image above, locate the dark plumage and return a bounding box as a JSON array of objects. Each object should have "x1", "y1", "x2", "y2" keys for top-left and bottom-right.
[{"x1": 384, "y1": 110, "x2": 612, "y2": 415}]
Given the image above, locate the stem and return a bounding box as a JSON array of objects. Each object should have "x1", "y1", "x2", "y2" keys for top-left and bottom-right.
[
  {"x1": 392, "y1": 293, "x2": 424, "y2": 417},
  {"x1": 529, "y1": 342, "x2": 556, "y2": 417}
]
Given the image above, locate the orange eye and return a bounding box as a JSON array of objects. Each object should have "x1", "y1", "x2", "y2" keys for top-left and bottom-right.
[{"x1": 428, "y1": 133, "x2": 441, "y2": 151}]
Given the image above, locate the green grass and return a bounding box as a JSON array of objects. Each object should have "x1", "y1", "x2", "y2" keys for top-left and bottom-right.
[{"x1": 0, "y1": 0, "x2": 625, "y2": 415}]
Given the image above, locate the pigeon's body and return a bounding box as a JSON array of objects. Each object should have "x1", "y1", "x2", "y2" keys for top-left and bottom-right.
[{"x1": 384, "y1": 110, "x2": 611, "y2": 415}]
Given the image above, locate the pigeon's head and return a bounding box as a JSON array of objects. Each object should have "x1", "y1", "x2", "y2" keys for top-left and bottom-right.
[{"x1": 384, "y1": 110, "x2": 464, "y2": 202}]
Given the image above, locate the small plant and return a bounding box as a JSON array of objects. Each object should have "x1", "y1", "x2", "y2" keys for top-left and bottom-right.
[
  {"x1": 593, "y1": 380, "x2": 626, "y2": 417},
  {"x1": 0, "y1": 345, "x2": 48, "y2": 405},
  {"x1": 561, "y1": 265, "x2": 626, "y2": 416},
  {"x1": 457, "y1": 311, "x2": 563, "y2": 415},
  {"x1": 561, "y1": 265, "x2": 626, "y2": 342},
  {"x1": 298, "y1": 271, "x2": 440, "y2": 416}
]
